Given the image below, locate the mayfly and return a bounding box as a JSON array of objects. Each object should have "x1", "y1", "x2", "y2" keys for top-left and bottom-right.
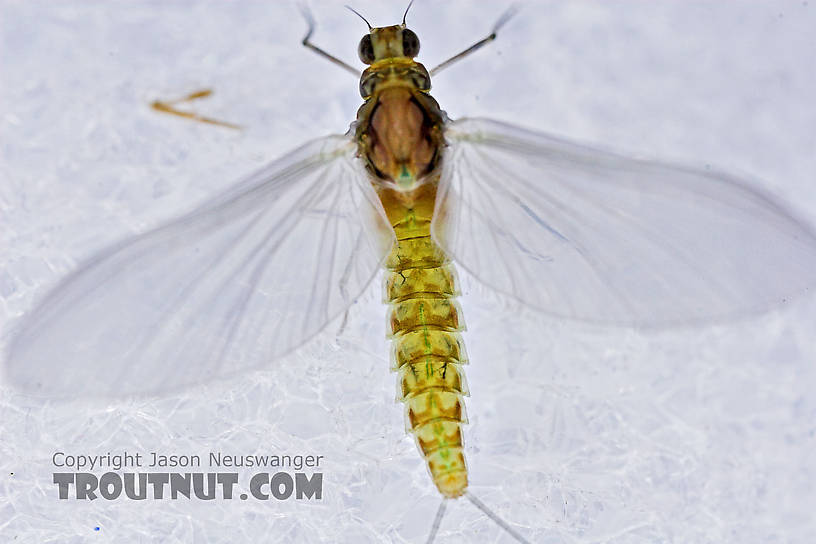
[{"x1": 5, "y1": 3, "x2": 816, "y2": 543}]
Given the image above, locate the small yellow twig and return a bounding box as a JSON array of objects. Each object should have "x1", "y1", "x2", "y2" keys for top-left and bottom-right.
[{"x1": 150, "y1": 89, "x2": 242, "y2": 130}]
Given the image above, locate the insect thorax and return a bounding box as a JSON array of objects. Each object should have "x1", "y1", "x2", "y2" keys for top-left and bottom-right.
[{"x1": 355, "y1": 59, "x2": 446, "y2": 190}]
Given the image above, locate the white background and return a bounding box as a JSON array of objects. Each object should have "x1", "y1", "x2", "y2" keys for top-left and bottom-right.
[{"x1": 2, "y1": 1, "x2": 815, "y2": 542}]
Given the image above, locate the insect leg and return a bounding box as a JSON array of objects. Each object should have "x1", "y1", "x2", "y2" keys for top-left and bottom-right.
[
  {"x1": 299, "y1": 4, "x2": 360, "y2": 77},
  {"x1": 150, "y1": 89, "x2": 242, "y2": 129},
  {"x1": 429, "y1": 5, "x2": 519, "y2": 76}
]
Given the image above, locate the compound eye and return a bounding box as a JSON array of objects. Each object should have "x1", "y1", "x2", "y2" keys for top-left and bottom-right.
[
  {"x1": 402, "y1": 29, "x2": 420, "y2": 58},
  {"x1": 358, "y1": 34, "x2": 375, "y2": 64}
]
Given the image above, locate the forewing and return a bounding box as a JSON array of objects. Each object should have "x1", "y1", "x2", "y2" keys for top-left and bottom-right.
[
  {"x1": 435, "y1": 118, "x2": 816, "y2": 326},
  {"x1": 5, "y1": 135, "x2": 393, "y2": 396}
]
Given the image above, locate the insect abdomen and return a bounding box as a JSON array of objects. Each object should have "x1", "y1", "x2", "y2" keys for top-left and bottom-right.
[{"x1": 384, "y1": 227, "x2": 470, "y2": 498}]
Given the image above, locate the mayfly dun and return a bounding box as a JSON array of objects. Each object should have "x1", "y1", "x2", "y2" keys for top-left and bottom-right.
[{"x1": 4, "y1": 2, "x2": 816, "y2": 542}]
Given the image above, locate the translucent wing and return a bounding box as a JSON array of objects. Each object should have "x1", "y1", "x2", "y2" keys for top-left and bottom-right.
[
  {"x1": 4, "y1": 135, "x2": 393, "y2": 396},
  {"x1": 436, "y1": 118, "x2": 816, "y2": 326}
]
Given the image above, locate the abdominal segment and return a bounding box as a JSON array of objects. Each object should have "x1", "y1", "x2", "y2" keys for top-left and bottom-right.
[{"x1": 379, "y1": 184, "x2": 470, "y2": 498}]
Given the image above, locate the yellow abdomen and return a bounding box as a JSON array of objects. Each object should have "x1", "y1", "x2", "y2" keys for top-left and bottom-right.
[{"x1": 378, "y1": 183, "x2": 470, "y2": 498}]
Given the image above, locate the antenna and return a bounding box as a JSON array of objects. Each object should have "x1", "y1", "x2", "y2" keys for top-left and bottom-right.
[
  {"x1": 402, "y1": 0, "x2": 415, "y2": 26},
  {"x1": 345, "y1": 5, "x2": 372, "y2": 30}
]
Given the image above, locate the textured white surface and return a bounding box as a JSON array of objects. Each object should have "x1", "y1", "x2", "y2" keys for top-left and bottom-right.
[{"x1": 2, "y1": 1, "x2": 816, "y2": 543}]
